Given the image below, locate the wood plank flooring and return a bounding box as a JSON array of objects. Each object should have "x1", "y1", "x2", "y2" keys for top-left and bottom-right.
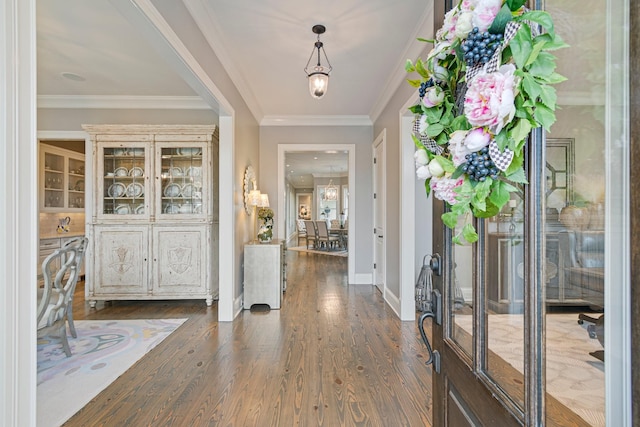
[{"x1": 63, "y1": 250, "x2": 433, "y2": 426}]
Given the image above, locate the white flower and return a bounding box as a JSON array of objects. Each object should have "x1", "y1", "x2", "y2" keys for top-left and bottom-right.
[
  {"x1": 416, "y1": 165, "x2": 432, "y2": 180},
  {"x1": 465, "y1": 127, "x2": 491, "y2": 151},
  {"x1": 428, "y1": 158, "x2": 445, "y2": 177},
  {"x1": 454, "y1": 12, "x2": 474, "y2": 38},
  {"x1": 414, "y1": 149, "x2": 429, "y2": 167},
  {"x1": 422, "y1": 86, "x2": 445, "y2": 108},
  {"x1": 448, "y1": 130, "x2": 471, "y2": 166}
]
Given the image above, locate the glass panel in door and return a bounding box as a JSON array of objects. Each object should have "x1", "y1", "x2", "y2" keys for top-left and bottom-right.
[
  {"x1": 102, "y1": 146, "x2": 146, "y2": 215},
  {"x1": 449, "y1": 217, "x2": 474, "y2": 358},
  {"x1": 544, "y1": 0, "x2": 607, "y2": 424},
  {"x1": 159, "y1": 146, "x2": 204, "y2": 216},
  {"x1": 67, "y1": 157, "x2": 85, "y2": 209}
]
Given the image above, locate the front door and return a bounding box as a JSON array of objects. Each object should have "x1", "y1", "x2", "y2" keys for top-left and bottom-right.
[{"x1": 423, "y1": 0, "x2": 628, "y2": 425}]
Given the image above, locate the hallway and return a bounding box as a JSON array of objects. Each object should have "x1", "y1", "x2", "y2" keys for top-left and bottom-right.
[{"x1": 63, "y1": 250, "x2": 433, "y2": 426}]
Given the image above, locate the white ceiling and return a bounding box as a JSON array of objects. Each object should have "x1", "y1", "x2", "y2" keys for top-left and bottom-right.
[{"x1": 36, "y1": 0, "x2": 432, "y2": 180}]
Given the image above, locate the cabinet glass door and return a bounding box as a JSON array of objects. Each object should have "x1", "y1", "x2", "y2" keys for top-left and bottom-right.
[
  {"x1": 43, "y1": 152, "x2": 64, "y2": 209},
  {"x1": 67, "y1": 156, "x2": 85, "y2": 209},
  {"x1": 157, "y1": 144, "x2": 206, "y2": 218},
  {"x1": 100, "y1": 145, "x2": 148, "y2": 217}
]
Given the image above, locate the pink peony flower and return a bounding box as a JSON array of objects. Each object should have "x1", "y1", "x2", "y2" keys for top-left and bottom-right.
[
  {"x1": 422, "y1": 86, "x2": 445, "y2": 108},
  {"x1": 437, "y1": 7, "x2": 459, "y2": 41},
  {"x1": 464, "y1": 64, "x2": 517, "y2": 134},
  {"x1": 430, "y1": 175, "x2": 464, "y2": 204},
  {"x1": 465, "y1": 127, "x2": 491, "y2": 151},
  {"x1": 472, "y1": 0, "x2": 502, "y2": 33}
]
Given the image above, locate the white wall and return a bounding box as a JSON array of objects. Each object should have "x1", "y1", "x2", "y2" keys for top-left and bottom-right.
[{"x1": 260, "y1": 125, "x2": 374, "y2": 277}]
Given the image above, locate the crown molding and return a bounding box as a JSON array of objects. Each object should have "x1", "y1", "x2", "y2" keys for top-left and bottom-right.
[
  {"x1": 37, "y1": 95, "x2": 211, "y2": 110},
  {"x1": 369, "y1": 6, "x2": 434, "y2": 123},
  {"x1": 261, "y1": 115, "x2": 372, "y2": 127},
  {"x1": 183, "y1": 0, "x2": 263, "y2": 123}
]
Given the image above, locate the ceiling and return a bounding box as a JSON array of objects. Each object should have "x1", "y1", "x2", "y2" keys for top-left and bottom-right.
[{"x1": 36, "y1": 0, "x2": 433, "y2": 182}]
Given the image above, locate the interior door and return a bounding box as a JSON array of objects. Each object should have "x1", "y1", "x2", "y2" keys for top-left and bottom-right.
[{"x1": 373, "y1": 133, "x2": 385, "y2": 293}]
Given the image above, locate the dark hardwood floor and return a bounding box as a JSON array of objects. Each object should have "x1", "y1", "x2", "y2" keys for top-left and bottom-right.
[{"x1": 63, "y1": 250, "x2": 433, "y2": 426}]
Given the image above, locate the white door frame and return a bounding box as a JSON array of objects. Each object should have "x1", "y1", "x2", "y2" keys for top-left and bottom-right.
[
  {"x1": 277, "y1": 144, "x2": 355, "y2": 284},
  {"x1": 372, "y1": 130, "x2": 386, "y2": 296}
]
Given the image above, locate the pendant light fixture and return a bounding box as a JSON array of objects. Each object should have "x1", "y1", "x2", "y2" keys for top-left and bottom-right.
[
  {"x1": 324, "y1": 166, "x2": 338, "y2": 201},
  {"x1": 304, "y1": 24, "x2": 332, "y2": 99}
]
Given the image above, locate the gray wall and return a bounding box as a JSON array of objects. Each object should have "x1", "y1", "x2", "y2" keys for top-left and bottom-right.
[{"x1": 259, "y1": 125, "x2": 374, "y2": 278}]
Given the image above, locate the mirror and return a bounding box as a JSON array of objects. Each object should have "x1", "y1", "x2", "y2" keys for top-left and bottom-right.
[{"x1": 243, "y1": 165, "x2": 257, "y2": 214}]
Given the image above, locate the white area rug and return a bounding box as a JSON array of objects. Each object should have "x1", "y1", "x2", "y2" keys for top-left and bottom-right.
[
  {"x1": 454, "y1": 313, "x2": 604, "y2": 426},
  {"x1": 37, "y1": 318, "x2": 187, "y2": 427},
  {"x1": 288, "y1": 245, "x2": 348, "y2": 257}
]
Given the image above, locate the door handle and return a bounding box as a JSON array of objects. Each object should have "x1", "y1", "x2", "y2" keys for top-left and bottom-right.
[
  {"x1": 417, "y1": 289, "x2": 442, "y2": 374},
  {"x1": 429, "y1": 253, "x2": 442, "y2": 276}
]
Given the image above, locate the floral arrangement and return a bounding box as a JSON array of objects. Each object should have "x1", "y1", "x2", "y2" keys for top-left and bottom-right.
[
  {"x1": 406, "y1": 0, "x2": 567, "y2": 243},
  {"x1": 257, "y1": 207, "x2": 274, "y2": 242}
]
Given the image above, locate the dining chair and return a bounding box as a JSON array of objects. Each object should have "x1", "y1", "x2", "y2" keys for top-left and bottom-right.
[
  {"x1": 60, "y1": 237, "x2": 88, "y2": 338},
  {"x1": 297, "y1": 219, "x2": 307, "y2": 246},
  {"x1": 37, "y1": 237, "x2": 87, "y2": 357},
  {"x1": 316, "y1": 220, "x2": 340, "y2": 251},
  {"x1": 304, "y1": 220, "x2": 318, "y2": 249}
]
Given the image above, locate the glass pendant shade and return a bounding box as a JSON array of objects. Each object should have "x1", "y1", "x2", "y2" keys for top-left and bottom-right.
[
  {"x1": 324, "y1": 180, "x2": 338, "y2": 201},
  {"x1": 304, "y1": 25, "x2": 332, "y2": 100}
]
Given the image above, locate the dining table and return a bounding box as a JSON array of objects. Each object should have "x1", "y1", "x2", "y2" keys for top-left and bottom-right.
[{"x1": 329, "y1": 227, "x2": 348, "y2": 249}]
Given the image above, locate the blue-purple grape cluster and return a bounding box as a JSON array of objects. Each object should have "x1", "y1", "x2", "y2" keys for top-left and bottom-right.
[
  {"x1": 418, "y1": 78, "x2": 435, "y2": 98},
  {"x1": 461, "y1": 147, "x2": 499, "y2": 182},
  {"x1": 461, "y1": 27, "x2": 504, "y2": 67}
]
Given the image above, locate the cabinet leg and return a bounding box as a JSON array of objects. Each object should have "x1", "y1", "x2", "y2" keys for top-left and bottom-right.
[{"x1": 89, "y1": 300, "x2": 96, "y2": 308}]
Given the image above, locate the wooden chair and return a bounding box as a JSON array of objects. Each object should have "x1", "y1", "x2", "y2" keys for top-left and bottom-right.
[
  {"x1": 316, "y1": 220, "x2": 340, "y2": 250},
  {"x1": 304, "y1": 220, "x2": 317, "y2": 249},
  {"x1": 37, "y1": 237, "x2": 87, "y2": 356}
]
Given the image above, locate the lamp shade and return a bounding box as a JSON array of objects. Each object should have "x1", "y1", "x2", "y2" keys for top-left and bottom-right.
[
  {"x1": 259, "y1": 194, "x2": 270, "y2": 208},
  {"x1": 304, "y1": 25, "x2": 332, "y2": 100},
  {"x1": 249, "y1": 190, "x2": 261, "y2": 206},
  {"x1": 308, "y1": 70, "x2": 329, "y2": 99}
]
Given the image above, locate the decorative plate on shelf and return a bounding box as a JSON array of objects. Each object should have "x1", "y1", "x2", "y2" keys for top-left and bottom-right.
[
  {"x1": 169, "y1": 166, "x2": 183, "y2": 177},
  {"x1": 114, "y1": 167, "x2": 128, "y2": 177},
  {"x1": 113, "y1": 148, "x2": 126, "y2": 156},
  {"x1": 163, "y1": 183, "x2": 181, "y2": 197},
  {"x1": 186, "y1": 166, "x2": 202, "y2": 177},
  {"x1": 126, "y1": 182, "x2": 144, "y2": 198},
  {"x1": 115, "y1": 204, "x2": 130, "y2": 215},
  {"x1": 107, "y1": 182, "x2": 126, "y2": 198},
  {"x1": 164, "y1": 203, "x2": 180, "y2": 214},
  {"x1": 129, "y1": 167, "x2": 144, "y2": 177},
  {"x1": 73, "y1": 180, "x2": 85, "y2": 191},
  {"x1": 181, "y1": 183, "x2": 195, "y2": 198},
  {"x1": 177, "y1": 147, "x2": 201, "y2": 156},
  {"x1": 134, "y1": 204, "x2": 145, "y2": 214},
  {"x1": 130, "y1": 148, "x2": 144, "y2": 156}
]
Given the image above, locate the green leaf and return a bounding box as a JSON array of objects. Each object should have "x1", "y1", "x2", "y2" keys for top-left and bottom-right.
[
  {"x1": 426, "y1": 123, "x2": 445, "y2": 137},
  {"x1": 539, "y1": 85, "x2": 557, "y2": 110},
  {"x1": 424, "y1": 105, "x2": 444, "y2": 123},
  {"x1": 424, "y1": 179, "x2": 431, "y2": 197},
  {"x1": 505, "y1": 167, "x2": 528, "y2": 184},
  {"x1": 534, "y1": 103, "x2": 556, "y2": 131},
  {"x1": 524, "y1": 40, "x2": 548, "y2": 69},
  {"x1": 528, "y1": 51, "x2": 557, "y2": 78},
  {"x1": 522, "y1": 73, "x2": 542, "y2": 101},
  {"x1": 510, "y1": 27, "x2": 533, "y2": 69},
  {"x1": 511, "y1": 118, "x2": 533, "y2": 145},
  {"x1": 543, "y1": 72, "x2": 568, "y2": 84},
  {"x1": 489, "y1": 180, "x2": 512, "y2": 209},
  {"x1": 462, "y1": 223, "x2": 479, "y2": 243},
  {"x1": 417, "y1": 37, "x2": 435, "y2": 44},
  {"x1": 407, "y1": 79, "x2": 422, "y2": 88},
  {"x1": 408, "y1": 105, "x2": 422, "y2": 114},
  {"x1": 494, "y1": 130, "x2": 509, "y2": 151},
  {"x1": 518, "y1": 11, "x2": 555, "y2": 37},
  {"x1": 473, "y1": 200, "x2": 500, "y2": 218},
  {"x1": 442, "y1": 211, "x2": 459, "y2": 229},
  {"x1": 405, "y1": 60, "x2": 416, "y2": 73},
  {"x1": 451, "y1": 163, "x2": 466, "y2": 180},
  {"x1": 505, "y1": 152, "x2": 525, "y2": 176},
  {"x1": 506, "y1": 0, "x2": 526, "y2": 11},
  {"x1": 488, "y1": 4, "x2": 513, "y2": 34},
  {"x1": 415, "y1": 59, "x2": 430, "y2": 79}
]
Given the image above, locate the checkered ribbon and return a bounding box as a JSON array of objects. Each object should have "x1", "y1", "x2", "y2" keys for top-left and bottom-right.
[
  {"x1": 488, "y1": 140, "x2": 514, "y2": 171},
  {"x1": 413, "y1": 114, "x2": 444, "y2": 155},
  {"x1": 466, "y1": 21, "x2": 522, "y2": 82}
]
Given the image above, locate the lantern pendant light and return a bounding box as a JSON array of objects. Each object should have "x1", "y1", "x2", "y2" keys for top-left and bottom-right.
[{"x1": 304, "y1": 25, "x2": 332, "y2": 99}]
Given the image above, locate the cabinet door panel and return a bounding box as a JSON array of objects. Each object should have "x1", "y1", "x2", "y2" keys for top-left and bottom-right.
[
  {"x1": 153, "y1": 226, "x2": 207, "y2": 294},
  {"x1": 94, "y1": 226, "x2": 148, "y2": 294}
]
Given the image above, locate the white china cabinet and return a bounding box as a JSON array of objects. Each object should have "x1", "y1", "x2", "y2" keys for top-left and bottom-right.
[
  {"x1": 40, "y1": 144, "x2": 85, "y2": 212},
  {"x1": 83, "y1": 124, "x2": 218, "y2": 306}
]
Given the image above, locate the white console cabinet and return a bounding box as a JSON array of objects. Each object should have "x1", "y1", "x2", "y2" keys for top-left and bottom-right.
[
  {"x1": 243, "y1": 240, "x2": 285, "y2": 309},
  {"x1": 83, "y1": 124, "x2": 218, "y2": 306}
]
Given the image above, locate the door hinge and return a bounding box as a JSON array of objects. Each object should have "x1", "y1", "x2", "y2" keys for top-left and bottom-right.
[
  {"x1": 373, "y1": 193, "x2": 377, "y2": 199},
  {"x1": 373, "y1": 263, "x2": 376, "y2": 269},
  {"x1": 373, "y1": 227, "x2": 376, "y2": 234},
  {"x1": 373, "y1": 157, "x2": 377, "y2": 164}
]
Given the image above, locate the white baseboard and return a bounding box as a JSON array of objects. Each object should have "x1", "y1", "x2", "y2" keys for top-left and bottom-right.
[
  {"x1": 353, "y1": 273, "x2": 372, "y2": 284},
  {"x1": 384, "y1": 289, "x2": 401, "y2": 318}
]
